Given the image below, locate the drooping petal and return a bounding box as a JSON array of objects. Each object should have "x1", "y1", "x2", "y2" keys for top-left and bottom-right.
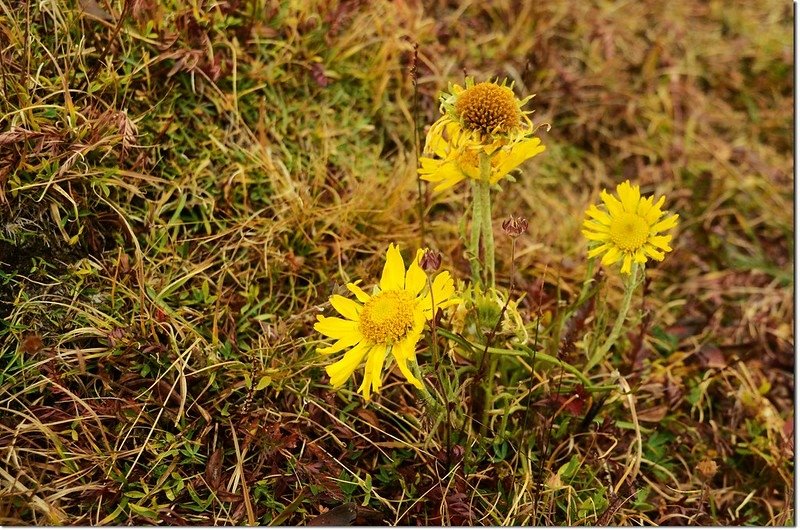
[
  {"x1": 587, "y1": 243, "x2": 610, "y2": 258},
  {"x1": 380, "y1": 244, "x2": 405, "y2": 291},
  {"x1": 620, "y1": 254, "x2": 634, "y2": 275},
  {"x1": 318, "y1": 333, "x2": 362, "y2": 355},
  {"x1": 419, "y1": 272, "x2": 458, "y2": 319},
  {"x1": 490, "y1": 138, "x2": 545, "y2": 182},
  {"x1": 419, "y1": 160, "x2": 464, "y2": 190},
  {"x1": 314, "y1": 316, "x2": 359, "y2": 340},
  {"x1": 433, "y1": 176, "x2": 464, "y2": 193},
  {"x1": 391, "y1": 335, "x2": 424, "y2": 389},
  {"x1": 363, "y1": 345, "x2": 388, "y2": 398},
  {"x1": 431, "y1": 271, "x2": 455, "y2": 307},
  {"x1": 601, "y1": 246, "x2": 622, "y2": 265},
  {"x1": 423, "y1": 118, "x2": 451, "y2": 158},
  {"x1": 643, "y1": 244, "x2": 665, "y2": 261},
  {"x1": 326, "y1": 342, "x2": 370, "y2": 388},
  {"x1": 358, "y1": 344, "x2": 386, "y2": 400},
  {"x1": 330, "y1": 294, "x2": 361, "y2": 321}
]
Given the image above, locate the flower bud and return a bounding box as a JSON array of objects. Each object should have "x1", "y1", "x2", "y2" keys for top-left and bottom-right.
[
  {"x1": 419, "y1": 249, "x2": 442, "y2": 272},
  {"x1": 502, "y1": 215, "x2": 528, "y2": 238}
]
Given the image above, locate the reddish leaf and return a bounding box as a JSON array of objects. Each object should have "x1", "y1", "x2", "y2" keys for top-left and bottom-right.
[{"x1": 21, "y1": 333, "x2": 44, "y2": 354}]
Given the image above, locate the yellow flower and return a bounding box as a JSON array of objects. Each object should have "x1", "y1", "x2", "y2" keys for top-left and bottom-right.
[
  {"x1": 314, "y1": 244, "x2": 458, "y2": 400},
  {"x1": 438, "y1": 78, "x2": 535, "y2": 142},
  {"x1": 582, "y1": 180, "x2": 679, "y2": 274},
  {"x1": 418, "y1": 122, "x2": 545, "y2": 192},
  {"x1": 418, "y1": 78, "x2": 546, "y2": 192}
]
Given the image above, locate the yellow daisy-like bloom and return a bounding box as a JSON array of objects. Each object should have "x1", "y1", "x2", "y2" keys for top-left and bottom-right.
[
  {"x1": 437, "y1": 77, "x2": 535, "y2": 142},
  {"x1": 419, "y1": 78, "x2": 546, "y2": 192},
  {"x1": 582, "y1": 180, "x2": 679, "y2": 275},
  {"x1": 314, "y1": 244, "x2": 457, "y2": 400}
]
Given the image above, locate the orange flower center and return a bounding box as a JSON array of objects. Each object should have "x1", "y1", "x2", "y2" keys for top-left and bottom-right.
[{"x1": 455, "y1": 82, "x2": 521, "y2": 135}]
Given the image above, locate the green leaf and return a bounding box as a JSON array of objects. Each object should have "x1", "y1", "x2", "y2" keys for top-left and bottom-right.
[{"x1": 256, "y1": 375, "x2": 272, "y2": 391}]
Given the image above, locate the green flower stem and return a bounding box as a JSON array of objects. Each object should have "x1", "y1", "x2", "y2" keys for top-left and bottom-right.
[
  {"x1": 478, "y1": 153, "x2": 495, "y2": 288},
  {"x1": 469, "y1": 179, "x2": 483, "y2": 286},
  {"x1": 436, "y1": 329, "x2": 613, "y2": 392},
  {"x1": 585, "y1": 262, "x2": 640, "y2": 373},
  {"x1": 411, "y1": 361, "x2": 446, "y2": 445},
  {"x1": 411, "y1": 361, "x2": 439, "y2": 407},
  {"x1": 480, "y1": 353, "x2": 499, "y2": 437}
]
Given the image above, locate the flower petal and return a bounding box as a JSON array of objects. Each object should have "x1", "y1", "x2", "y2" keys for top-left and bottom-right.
[
  {"x1": 649, "y1": 234, "x2": 673, "y2": 251},
  {"x1": 347, "y1": 282, "x2": 371, "y2": 303},
  {"x1": 582, "y1": 219, "x2": 610, "y2": 233},
  {"x1": 491, "y1": 138, "x2": 545, "y2": 182},
  {"x1": 326, "y1": 342, "x2": 370, "y2": 388},
  {"x1": 643, "y1": 244, "x2": 665, "y2": 261},
  {"x1": 432, "y1": 172, "x2": 466, "y2": 192},
  {"x1": 617, "y1": 180, "x2": 640, "y2": 213},
  {"x1": 621, "y1": 254, "x2": 634, "y2": 274},
  {"x1": 362, "y1": 344, "x2": 388, "y2": 399},
  {"x1": 586, "y1": 204, "x2": 612, "y2": 225},
  {"x1": 357, "y1": 344, "x2": 387, "y2": 400},
  {"x1": 330, "y1": 294, "x2": 360, "y2": 321},
  {"x1": 392, "y1": 335, "x2": 423, "y2": 389},
  {"x1": 587, "y1": 243, "x2": 610, "y2": 258},
  {"x1": 582, "y1": 230, "x2": 611, "y2": 243},
  {"x1": 419, "y1": 271, "x2": 456, "y2": 318},
  {"x1": 380, "y1": 244, "x2": 406, "y2": 291},
  {"x1": 420, "y1": 160, "x2": 464, "y2": 189},
  {"x1": 405, "y1": 249, "x2": 427, "y2": 296},
  {"x1": 318, "y1": 333, "x2": 362, "y2": 355},
  {"x1": 600, "y1": 189, "x2": 624, "y2": 217},
  {"x1": 314, "y1": 316, "x2": 359, "y2": 340},
  {"x1": 431, "y1": 271, "x2": 455, "y2": 307},
  {"x1": 601, "y1": 246, "x2": 623, "y2": 265},
  {"x1": 651, "y1": 213, "x2": 679, "y2": 234}
]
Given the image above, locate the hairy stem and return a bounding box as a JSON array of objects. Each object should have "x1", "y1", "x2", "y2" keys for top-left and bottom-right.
[
  {"x1": 478, "y1": 153, "x2": 495, "y2": 288},
  {"x1": 469, "y1": 178, "x2": 483, "y2": 286},
  {"x1": 585, "y1": 263, "x2": 640, "y2": 372}
]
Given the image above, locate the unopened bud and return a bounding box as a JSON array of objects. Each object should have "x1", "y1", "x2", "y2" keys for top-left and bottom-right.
[
  {"x1": 502, "y1": 215, "x2": 528, "y2": 238},
  {"x1": 419, "y1": 249, "x2": 442, "y2": 272}
]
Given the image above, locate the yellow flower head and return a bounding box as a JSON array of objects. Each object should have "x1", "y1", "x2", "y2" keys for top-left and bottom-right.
[
  {"x1": 582, "y1": 180, "x2": 679, "y2": 275},
  {"x1": 314, "y1": 244, "x2": 458, "y2": 400},
  {"x1": 418, "y1": 78, "x2": 545, "y2": 192},
  {"x1": 440, "y1": 77, "x2": 534, "y2": 141}
]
